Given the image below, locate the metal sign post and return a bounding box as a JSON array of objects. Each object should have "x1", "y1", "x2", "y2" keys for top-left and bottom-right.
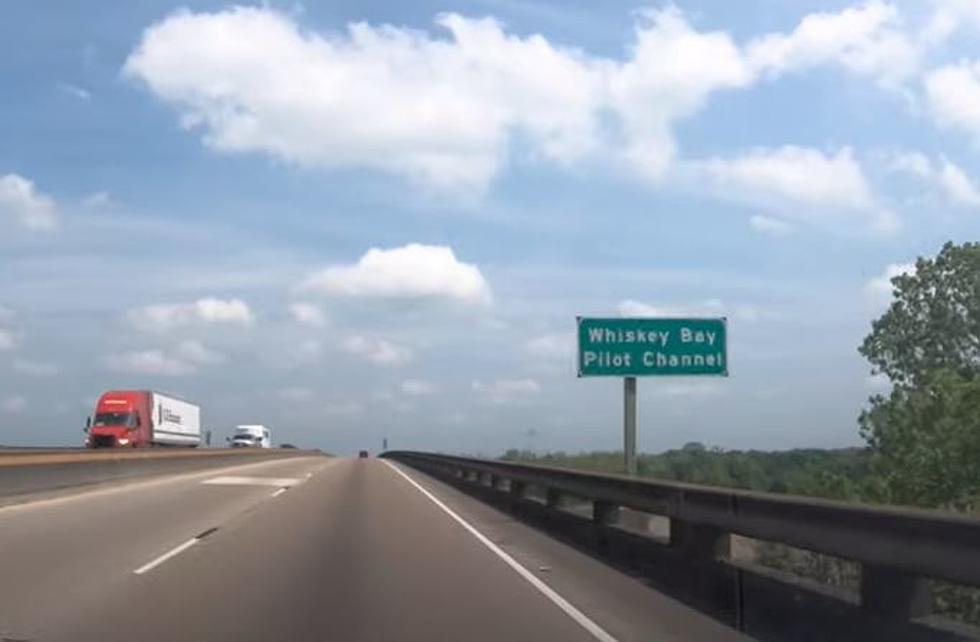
[
  {"x1": 624, "y1": 376, "x2": 637, "y2": 475},
  {"x1": 577, "y1": 316, "x2": 728, "y2": 477}
]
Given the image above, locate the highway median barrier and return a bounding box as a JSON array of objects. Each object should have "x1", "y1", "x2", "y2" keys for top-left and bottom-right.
[{"x1": 0, "y1": 448, "x2": 323, "y2": 503}]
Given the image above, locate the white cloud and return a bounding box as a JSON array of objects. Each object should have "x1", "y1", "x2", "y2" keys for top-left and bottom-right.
[
  {"x1": 322, "y1": 401, "x2": 364, "y2": 416},
  {"x1": 81, "y1": 191, "x2": 111, "y2": 208},
  {"x1": 440, "y1": 411, "x2": 469, "y2": 426},
  {"x1": 57, "y1": 82, "x2": 92, "y2": 101},
  {"x1": 277, "y1": 387, "x2": 313, "y2": 401},
  {"x1": 342, "y1": 336, "x2": 413, "y2": 366},
  {"x1": 301, "y1": 244, "x2": 492, "y2": 304},
  {"x1": 733, "y1": 305, "x2": 761, "y2": 322},
  {"x1": 0, "y1": 174, "x2": 58, "y2": 230},
  {"x1": 105, "y1": 350, "x2": 196, "y2": 376},
  {"x1": 655, "y1": 382, "x2": 726, "y2": 397},
  {"x1": 880, "y1": 150, "x2": 980, "y2": 206},
  {"x1": 923, "y1": 0, "x2": 980, "y2": 44},
  {"x1": 865, "y1": 262, "x2": 916, "y2": 307},
  {"x1": 128, "y1": 297, "x2": 253, "y2": 331},
  {"x1": 701, "y1": 146, "x2": 874, "y2": 210},
  {"x1": 1, "y1": 395, "x2": 27, "y2": 414},
  {"x1": 607, "y1": 7, "x2": 752, "y2": 181},
  {"x1": 885, "y1": 150, "x2": 933, "y2": 178},
  {"x1": 746, "y1": 1, "x2": 919, "y2": 87},
  {"x1": 938, "y1": 158, "x2": 980, "y2": 205},
  {"x1": 288, "y1": 302, "x2": 327, "y2": 327},
  {"x1": 699, "y1": 146, "x2": 897, "y2": 233},
  {"x1": 122, "y1": 4, "x2": 950, "y2": 195},
  {"x1": 195, "y1": 298, "x2": 253, "y2": 324},
  {"x1": 175, "y1": 339, "x2": 225, "y2": 365},
  {"x1": 524, "y1": 333, "x2": 575, "y2": 360},
  {"x1": 749, "y1": 215, "x2": 794, "y2": 236},
  {"x1": 401, "y1": 379, "x2": 438, "y2": 395},
  {"x1": 124, "y1": 7, "x2": 604, "y2": 191},
  {"x1": 618, "y1": 298, "x2": 758, "y2": 322},
  {"x1": 103, "y1": 341, "x2": 222, "y2": 378},
  {"x1": 296, "y1": 339, "x2": 323, "y2": 362},
  {"x1": 620, "y1": 299, "x2": 703, "y2": 317},
  {"x1": 12, "y1": 359, "x2": 60, "y2": 377},
  {"x1": 131, "y1": 5, "x2": 919, "y2": 193},
  {"x1": 472, "y1": 378, "x2": 541, "y2": 404},
  {"x1": 393, "y1": 400, "x2": 415, "y2": 414},
  {"x1": 0, "y1": 328, "x2": 14, "y2": 351},
  {"x1": 926, "y1": 61, "x2": 980, "y2": 142}
]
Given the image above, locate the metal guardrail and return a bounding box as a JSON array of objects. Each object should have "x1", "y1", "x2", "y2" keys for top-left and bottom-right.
[{"x1": 385, "y1": 451, "x2": 980, "y2": 641}]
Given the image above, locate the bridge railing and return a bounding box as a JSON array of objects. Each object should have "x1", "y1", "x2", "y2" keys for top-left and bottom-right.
[{"x1": 384, "y1": 450, "x2": 980, "y2": 642}]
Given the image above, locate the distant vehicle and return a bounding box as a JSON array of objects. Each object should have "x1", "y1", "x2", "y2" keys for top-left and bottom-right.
[
  {"x1": 359, "y1": 450, "x2": 369, "y2": 458},
  {"x1": 280, "y1": 443, "x2": 297, "y2": 449},
  {"x1": 229, "y1": 425, "x2": 271, "y2": 448},
  {"x1": 86, "y1": 390, "x2": 201, "y2": 448}
]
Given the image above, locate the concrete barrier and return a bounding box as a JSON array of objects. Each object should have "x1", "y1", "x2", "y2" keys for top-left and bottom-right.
[{"x1": 0, "y1": 448, "x2": 322, "y2": 501}]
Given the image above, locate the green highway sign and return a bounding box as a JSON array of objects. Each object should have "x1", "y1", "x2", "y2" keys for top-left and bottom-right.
[{"x1": 577, "y1": 317, "x2": 728, "y2": 377}]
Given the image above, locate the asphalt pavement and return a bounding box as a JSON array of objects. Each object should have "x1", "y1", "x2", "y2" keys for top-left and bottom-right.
[{"x1": 0, "y1": 456, "x2": 749, "y2": 642}]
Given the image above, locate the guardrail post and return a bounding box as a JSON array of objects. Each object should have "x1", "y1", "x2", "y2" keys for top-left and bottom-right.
[
  {"x1": 670, "y1": 520, "x2": 730, "y2": 559},
  {"x1": 860, "y1": 563, "x2": 931, "y2": 620},
  {"x1": 593, "y1": 501, "x2": 620, "y2": 525},
  {"x1": 509, "y1": 480, "x2": 527, "y2": 512},
  {"x1": 545, "y1": 488, "x2": 563, "y2": 509},
  {"x1": 592, "y1": 501, "x2": 620, "y2": 551}
]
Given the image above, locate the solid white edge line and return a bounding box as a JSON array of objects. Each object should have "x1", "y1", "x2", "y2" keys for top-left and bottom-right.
[
  {"x1": 382, "y1": 460, "x2": 619, "y2": 642},
  {"x1": 133, "y1": 538, "x2": 198, "y2": 575},
  {"x1": 271, "y1": 487, "x2": 287, "y2": 498}
]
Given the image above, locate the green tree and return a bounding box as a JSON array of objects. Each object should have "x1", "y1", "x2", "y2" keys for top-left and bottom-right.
[
  {"x1": 860, "y1": 242, "x2": 980, "y2": 388},
  {"x1": 859, "y1": 241, "x2": 980, "y2": 509},
  {"x1": 860, "y1": 369, "x2": 980, "y2": 510}
]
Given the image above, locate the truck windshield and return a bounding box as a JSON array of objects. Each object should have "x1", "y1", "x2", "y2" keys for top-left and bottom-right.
[{"x1": 93, "y1": 412, "x2": 137, "y2": 427}]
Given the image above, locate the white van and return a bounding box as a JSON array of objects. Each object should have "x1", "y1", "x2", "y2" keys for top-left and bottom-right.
[{"x1": 229, "y1": 425, "x2": 271, "y2": 448}]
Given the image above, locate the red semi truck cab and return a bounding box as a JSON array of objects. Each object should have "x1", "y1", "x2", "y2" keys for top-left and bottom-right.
[
  {"x1": 86, "y1": 390, "x2": 201, "y2": 448},
  {"x1": 86, "y1": 390, "x2": 153, "y2": 448}
]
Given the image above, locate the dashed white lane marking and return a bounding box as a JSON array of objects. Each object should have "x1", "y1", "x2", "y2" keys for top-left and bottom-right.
[
  {"x1": 134, "y1": 527, "x2": 220, "y2": 575},
  {"x1": 382, "y1": 460, "x2": 619, "y2": 642},
  {"x1": 133, "y1": 538, "x2": 198, "y2": 575},
  {"x1": 271, "y1": 487, "x2": 287, "y2": 498},
  {"x1": 201, "y1": 476, "x2": 301, "y2": 487}
]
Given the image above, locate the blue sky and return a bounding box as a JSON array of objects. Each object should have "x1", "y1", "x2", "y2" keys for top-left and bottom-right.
[{"x1": 2, "y1": 0, "x2": 980, "y2": 454}]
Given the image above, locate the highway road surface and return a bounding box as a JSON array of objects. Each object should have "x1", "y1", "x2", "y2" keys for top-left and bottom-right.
[{"x1": 0, "y1": 456, "x2": 749, "y2": 642}]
